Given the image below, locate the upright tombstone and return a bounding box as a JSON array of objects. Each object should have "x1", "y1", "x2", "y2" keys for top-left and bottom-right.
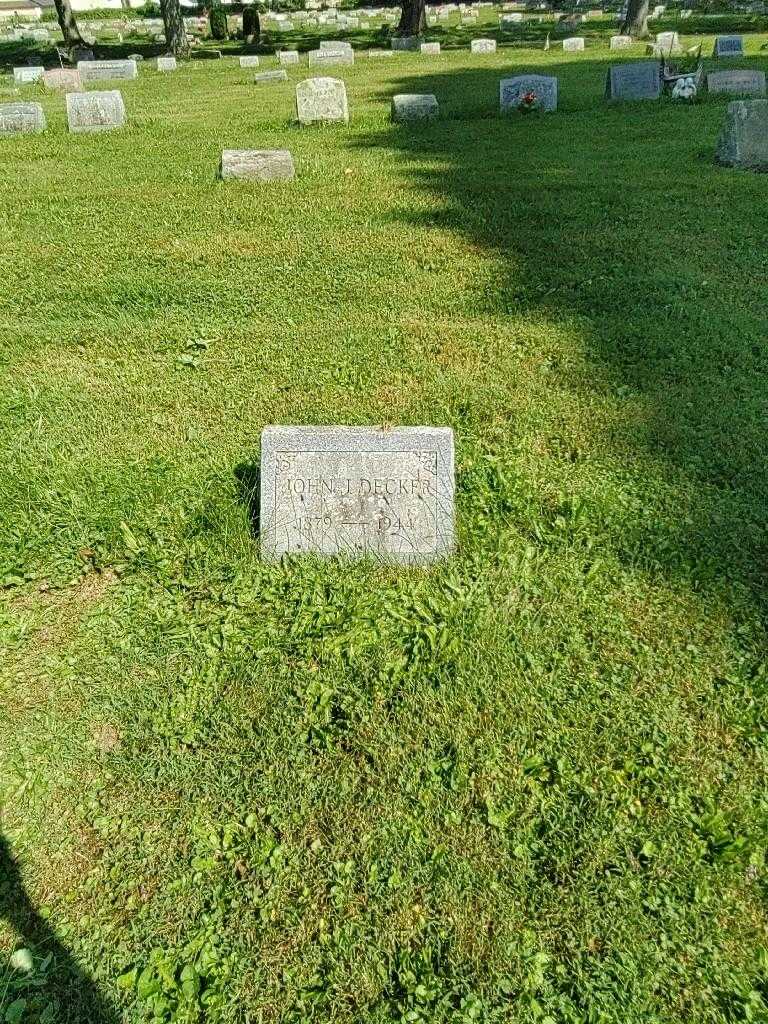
[
  {"x1": 610, "y1": 34, "x2": 632, "y2": 48},
  {"x1": 715, "y1": 98, "x2": 768, "y2": 169},
  {"x1": 43, "y1": 68, "x2": 82, "y2": 91},
  {"x1": 605, "y1": 60, "x2": 662, "y2": 100},
  {"x1": 500, "y1": 73, "x2": 558, "y2": 112},
  {"x1": 239, "y1": 55, "x2": 260, "y2": 67},
  {"x1": 471, "y1": 38, "x2": 496, "y2": 53},
  {"x1": 278, "y1": 49, "x2": 300, "y2": 65},
  {"x1": 391, "y1": 35, "x2": 420, "y2": 50},
  {"x1": 255, "y1": 69, "x2": 289, "y2": 83},
  {"x1": 562, "y1": 36, "x2": 585, "y2": 50},
  {"x1": 220, "y1": 149, "x2": 295, "y2": 181},
  {"x1": 13, "y1": 66, "x2": 44, "y2": 84},
  {"x1": 713, "y1": 35, "x2": 745, "y2": 58},
  {"x1": 77, "y1": 58, "x2": 138, "y2": 82},
  {"x1": 0, "y1": 102, "x2": 46, "y2": 135},
  {"x1": 420, "y1": 41, "x2": 440, "y2": 54},
  {"x1": 156, "y1": 56, "x2": 177, "y2": 71},
  {"x1": 320, "y1": 39, "x2": 352, "y2": 50},
  {"x1": 66, "y1": 90, "x2": 126, "y2": 133},
  {"x1": 296, "y1": 77, "x2": 349, "y2": 124},
  {"x1": 392, "y1": 93, "x2": 439, "y2": 120},
  {"x1": 259, "y1": 426, "x2": 455, "y2": 563},
  {"x1": 308, "y1": 47, "x2": 354, "y2": 67},
  {"x1": 708, "y1": 69, "x2": 766, "y2": 98}
]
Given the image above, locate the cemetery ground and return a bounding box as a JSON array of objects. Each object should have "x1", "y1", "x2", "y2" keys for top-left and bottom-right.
[{"x1": 2, "y1": 22, "x2": 768, "y2": 1024}]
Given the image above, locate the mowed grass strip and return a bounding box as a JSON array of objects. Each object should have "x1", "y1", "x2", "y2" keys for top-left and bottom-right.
[{"x1": 1, "y1": 28, "x2": 768, "y2": 1024}]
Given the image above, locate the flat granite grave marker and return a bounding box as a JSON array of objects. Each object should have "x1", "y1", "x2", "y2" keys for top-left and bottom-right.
[
  {"x1": 563, "y1": 36, "x2": 585, "y2": 51},
  {"x1": 296, "y1": 76, "x2": 348, "y2": 123},
  {"x1": 13, "y1": 66, "x2": 44, "y2": 84},
  {"x1": 66, "y1": 90, "x2": 126, "y2": 133},
  {"x1": 500, "y1": 73, "x2": 558, "y2": 112},
  {"x1": 156, "y1": 56, "x2": 177, "y2": 71},
  {"x1": 220, "y1": 149, "x2": 295, "y2": 181},
  {"x1": 392, "y1": 92, "x2": 439, "y2": 120},
  {"x1": 255, "y1": 69, "x2": 289, "y2": 83},
  {"x1": 259, "y1": 426, "x2": 455, "y2": 563},
  {"x1": 239, "y1": 55, "x2": 260, "y2": 67},
  {"x1": 43, "y1": 68, "x2": 82, "y2": 91},
  {"x1": 605, "y1": 60, "x2": 661, "y2": 100},
  {"x1": 0, "y1": 101, "x2": 46, "y2": 134},
  {"x1": 715, "y1": 98, "x2": 768, "y2": 169},
  {"x1": 707, "y1": 69, "x2": 766, "y2": 97},
  {"x1": 714, "y1": 35, "x2": 744, "y2": 58},
  {"x1": 78, "y1": 58, "x2": 138, "y2": 82},
  {"x1": 471, "y1": 38, "x2": 497, "y2": 53}
]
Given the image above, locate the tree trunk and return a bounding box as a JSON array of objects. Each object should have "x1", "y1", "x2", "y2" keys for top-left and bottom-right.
[
  {"x1": 53, "y1": 0, "x2": 84, "y2": 48},
  {"x1": 397, "y1": 0, "x2": 425, "y2": 36},
  {"x1": 161, "y1": 0, "x2": 190, "y2": 56},
  {"x1": 621, "y1": 0, "x2": 650, "y2": 37}
]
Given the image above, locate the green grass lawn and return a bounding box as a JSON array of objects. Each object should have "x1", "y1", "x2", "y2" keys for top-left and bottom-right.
[{"x1": 1, "y1": 20, "x2": 768, "y2": 1024}]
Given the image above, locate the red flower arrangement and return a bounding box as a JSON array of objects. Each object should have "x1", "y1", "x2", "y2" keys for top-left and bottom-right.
[{"x1": 518, "y1": 89, "x2": 539, "y2": 113}]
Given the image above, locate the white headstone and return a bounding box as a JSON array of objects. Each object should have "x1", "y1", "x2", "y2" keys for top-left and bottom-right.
[
  {"x1": 13, "y1": 66, "x2": 44, "y2": 85},
  {"x1": 562, "y1": 36, "x2": 585, "y2": 50},
  {"x1": 296, "y1": 77, "x2": 349, "y2": 124},
  {"x1": 0, "y1": 101, "x2": 46, "y2": 134},
  {"x1": 77, "y1": 58, "x2": 138, "y2": 82},
  {"x1": 66, "y1": 90, "x2": 126, "y2": 133},
  {"x1": 156, "y1": 56, "x2": 177, "y2": 71},
  {"x1": 220, "y1": 149, "x2": 295, "y2": 181},
  {"x1": 239, "y1": 55, "x2": 260, "y2": 67},
  {"x1": 470, "y1": 38, "x2": 496, "y2": 52}
]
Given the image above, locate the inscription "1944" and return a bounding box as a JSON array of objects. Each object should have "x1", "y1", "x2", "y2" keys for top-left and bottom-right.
[{"x1": 260, "y1": 427, "x2": 455, "y2": 563}]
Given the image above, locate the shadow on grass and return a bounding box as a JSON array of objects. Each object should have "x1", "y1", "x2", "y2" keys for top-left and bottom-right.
[
  {"x1": 353, "y1": 55, "x2": 768, "y2": 599},
  {"x1": 0, "y1": 835, "x2": 119, "y2": 1022},
  {"x1": 234, "y1": 461, "x2": 261, "y2": 537}
]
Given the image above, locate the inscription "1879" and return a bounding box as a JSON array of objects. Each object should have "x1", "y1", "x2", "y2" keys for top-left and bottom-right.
[{"x1": 260, "y1": 427, "x2": 455, "y2": 563}]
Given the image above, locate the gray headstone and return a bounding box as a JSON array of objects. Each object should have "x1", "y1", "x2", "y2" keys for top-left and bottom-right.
[
  {"x1": 610, "y1": 34, "x2": 632, "y2": 48},
  {"x1": 43, "y1": 68, "x2": 82, "y2": 92},
  {"x1": 77, "y1": 58, "x2": 138, "y2": 82},
  {"x1": 605, "y1": 60, "x2": 661, "y2": 100},
  {"x1": 320, "y1": 39, "x2": 352, "y2": 50},
  {"x1": 392, "y1": 92, "x2": 439, "y2": 120},
  {"x1": 562, "y1": 36, "x2": 585, "y2": 50},
  {"x1": 157, "y1": 56, "x2": 177, "y2": 71},
  {"x1": 714, "y1": 35, "x2": 744, "y2": 58},
  {"x1": 239, "y1": 55, "x2": 261, "y2": 67},
  {"x1": 500, "y1": 74, "x2": 558, "y2": 112},
  {"x1": 66, "y1": 90, "x2": 126, "y2": 133},
  {"x1": 296, "y1": 76, "x2": 348, "y2": 123},
  {"x1": 471, "y1": 38, "x2": 496, "y2": 53},
  {"x1": 220, "y1": 148, "x2": 295, "y2": 181},
  {"x1": 308, "y1": 48, "x2": 354, "y2": 67},
  {"x1": 278, "y1": 49, "x2": 299, "y2": 64},
  {"x1": 368, "y1": 49, "x2": 397, "y2": 57},
  {"x1": 715, "y1": 99, "x2": 768, "y2": 169},
  {"x1": 259, "y1": 426, "x2": 455, "y2": 563},
  {"x1": 13, "y1": 66, "x2": 44, "y2": 85},
  {"x1": 707, "y1": 69, "x2": 766, "y2": 97},
  {"x1": 0, "y1": 101, "x2": 46, "y2": 135},
  {"x1": 420, "y1": 41, "x2": 440, "y2": 54},
  {"x1": 255, "y1": 69, "x2": 289, "y2": 83}
]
